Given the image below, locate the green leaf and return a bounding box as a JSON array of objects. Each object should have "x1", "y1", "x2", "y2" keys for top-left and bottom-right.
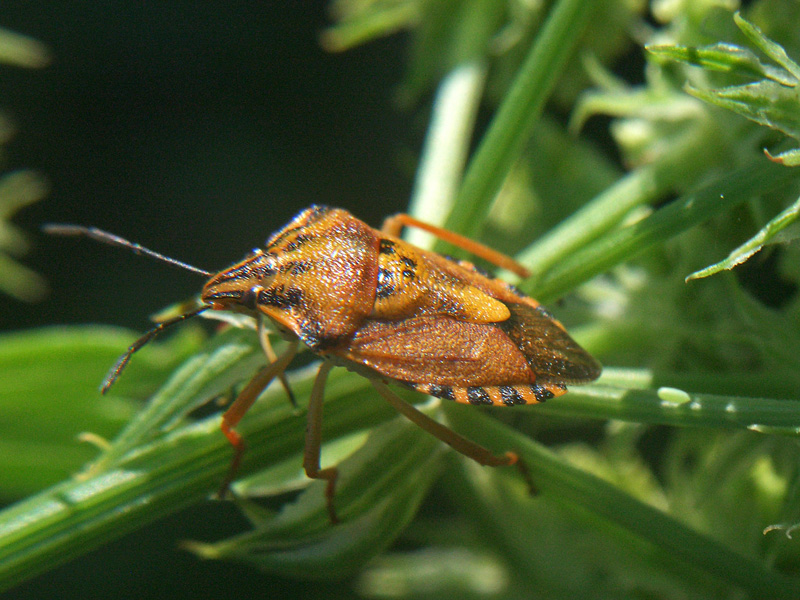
[
  {"x1": 185, "y1": 416, "x2": 446, "y2": 579},
  {"x1": 687, "y1": 81, "x2": 800, "y2": 144},
  {"x1": 445, "y1": 408, "x2": 800, "y2": 599},
  {"x1": 0, "y1": 326, "x2": 402, "y2": 592},
  {"x1": 687, "y1": 194, "x2": 800, "y2": 280},
  {"x1": 321, "y1": 2, "x2": 421, "y2": 52},
  {"x1": 650, "y1": 12, "x2": 800, "y2": 161},
  {"x1": 0, "y1": 171, "x2": 49, "y2": 302},
  {"x1": 647, "y1": 42, "x2": 795, "y2": 85},
  {"x1": 0, "y1": 26, "x2": 50, "y2": 68},
  {"x1": 524, "y1": 159, "x2": 793, "y2": 303},
  {"x1": 734, "y1": 12, "x2": 800, "y2": 82},
  {"x1": 0, "y1": 326, "x2": 200, "y2": 498},
  {"x1": 441, "y1": 0, "x2": 602, "y2": 242}
]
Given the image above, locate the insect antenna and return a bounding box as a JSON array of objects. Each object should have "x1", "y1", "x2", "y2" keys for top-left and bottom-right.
[
  {"x1": 43, "y1": 223, "x2": 216, "y2": 391},
  {"x1": 42, "y1": 223, "x2": 212, "y2": 277},
  {"x1": 101, "y1": 305, "x2": 209, "y2": 393}
]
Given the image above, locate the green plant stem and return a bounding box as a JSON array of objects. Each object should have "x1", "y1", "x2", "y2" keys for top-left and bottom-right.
[
  {"x1": 599, "y1": 366, "x2": 800, "y2": 400},
  {"x1": 526, "y1": 159, "x2": 795, "y2": 302},
  {"x1": 442, "y1": 0, "x2": 602, "y2": 241},
  {"x1": 0, "y1": 368, "x2": 396, "y2": 593},
  {"x1": 538, "y1": 382, "x2": 800, "y2": 432},
  {"x1": 446, "y1": 408, "x2": 800, "y2": 599},
  {"x1": 406, "y1": 60, "x2": 487, "y2": 247},
  {"x1": 516, "y1": 161, "x2": 668, "y2": 280}
]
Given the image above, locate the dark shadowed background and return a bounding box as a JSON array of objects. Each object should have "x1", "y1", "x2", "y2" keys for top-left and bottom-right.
[
  {"x1": 1, "y1": 3, "x2": 411, "y2": 599},
  {"x1": 0, "y1": 2, "x2": 412, "y2": 333}
]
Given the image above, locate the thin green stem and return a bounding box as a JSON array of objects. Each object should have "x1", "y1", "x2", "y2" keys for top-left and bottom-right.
[
  {"x1": 527, "y1": 159, "x2": 795, "y2": 302},
  {"x1": 442, "y1": 0, "x2": 602, "y2": 240},
  {"x1": 406, "y1": 60, "x2": 487, "y2": 248},
  {"x1": 517, "y1": 161, "x2": 666, "y2": 279},
  {"x1": 537, "y1": 381, "x2": 800, "y2": 432},
  {"x1": 0, "y1": 367, "x2": 395, "y2": 592}
]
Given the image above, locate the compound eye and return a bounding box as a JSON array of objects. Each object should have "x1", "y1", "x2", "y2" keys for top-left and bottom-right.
[{"x1": 240, "y1": 286, "x2": 260, "y2": 310}]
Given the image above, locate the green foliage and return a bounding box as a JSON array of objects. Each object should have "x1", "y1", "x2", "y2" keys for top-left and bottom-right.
[
  {"x1": 0, "y1": 28, "x2": 49, "y2": 303},
  {"x1": 3, "y1": 2, "x2": 800, "y2": 598},
  {"x1": 0, "y1": 172, "x2": 49, "y2": 302}
]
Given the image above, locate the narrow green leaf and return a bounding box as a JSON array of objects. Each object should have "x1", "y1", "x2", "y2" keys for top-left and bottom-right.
[
  {"x1": 765, "y1": 146, "x2": 800, "y2": 167},
  {"x1": 647, "y1": 43, "x2": 794, "y2": 85},
  {"x1": 734, "y1": 12, "x2": 800, "y2": 82},
  {"x1": 535, "y1": 381, "x2": 800, "y2": 432},
  {"x1": 526, "y1": 159, "x2": 794, "y2": 303},
  {"x1": 0, "y1": 27, "x2": 50, "y2": 68},
  {"x1": 321, "y1": 3, "x2": 420, "y2": 52},
  {"x1": 441, "y1": 0, "x2": 602, "y2": 241},
  {"x1": 0, "y1": 333, "x2": 399, "y2": 592},
  {"x1": 406, "y1": 60, "x2": 487, "y2": 248},
  {"x1": 446, "y1": 408, "x2": 800, "y2": 599},
  {"x1": 688, "y1": 81, "x2": 800, "y2": 143},
  {"x1": 0, "y1": 326, "x2": 199, "y2": 498},
  {"x1": 687, "y1": 194, "x2": 800, "y2": 280},
  {"x1": 186, "y1": 416, "x2": 446, "y2": 579}
]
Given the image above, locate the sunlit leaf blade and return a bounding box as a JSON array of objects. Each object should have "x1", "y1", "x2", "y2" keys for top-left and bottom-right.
[
  {"x1": 0, "y1": 26, "x2": 50, "y2": 68},
  {"x1": 526, "y1": 159, "x2": 793, "y2": 302},
  {"x1": 688, "y1": 81, "x2": 800, "y2": 143},
  {"x1": 734, "y1": 12, "x2": 800, "y2": 82},
  {"x1": 647, "y1": 43, "x2": 795, "y2": 85},
  {"x1": 321, "y1": 2, "x2": 420, "y2": 52},
  {"x1": 687, "y1": 195, "x2": 800, "y2": 280},
  {"x1": 0, "y1": 329, "x2": 397, "y2": 592},
  {"x1": 765, "y1": 146, "x2": 800, "y2": 166},
  {"x1": 446, "y1": 409, "x2": 800, "y2": 599},
  {"x1": 0, "y1": 171, "x2": 50, "y2": 302},
  {"x1": 441, "y1": 0, "x2": 601, "y2": 241}
]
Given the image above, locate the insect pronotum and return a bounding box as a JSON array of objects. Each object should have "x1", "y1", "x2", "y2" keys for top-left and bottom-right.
[{"x1": 47, "y1": 206, "x2": 601, "y2": 522}]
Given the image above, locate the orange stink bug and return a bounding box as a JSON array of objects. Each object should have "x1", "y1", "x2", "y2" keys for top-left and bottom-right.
[{"x1": 47, "y1": 206, "x2": 601, "y2": 522}]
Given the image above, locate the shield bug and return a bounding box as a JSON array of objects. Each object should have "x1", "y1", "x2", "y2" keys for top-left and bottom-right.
[{"x1": 47, "y1": 206, "x2": 601, "y2": 522}]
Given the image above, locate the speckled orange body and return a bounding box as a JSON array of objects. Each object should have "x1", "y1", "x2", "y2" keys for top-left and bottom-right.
[
  {"x1": 54, "y1": 204, "x2": 602, "y2": 521},
  {"x1": 202, "y1": 205, "x2": 601, "y2": 407}
]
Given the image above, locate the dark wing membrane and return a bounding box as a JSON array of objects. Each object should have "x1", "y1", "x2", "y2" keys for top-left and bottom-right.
[{"x1": 497, "y1": 303, "x2": 601, "y2": 383}]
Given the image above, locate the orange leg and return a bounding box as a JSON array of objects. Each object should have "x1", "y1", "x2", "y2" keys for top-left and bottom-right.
[
  {"x1": 218, "y1": 340, "x2": 299, "y2": 497},
  {"x1": 301, "y1": 361, "x2": 340, "y2": 523},
  {"x1": 381, "y1": 213, "x2": 530, "y2": 279},
  {"x1": 371, "y1": 380, "x2": 514, "y2": 467},
  {"x1": 257, "y1": 318, "x2": 298, "y2": 408},
  {"x1": 370, "y1": 380, "x2": 534, "y2": 493}
]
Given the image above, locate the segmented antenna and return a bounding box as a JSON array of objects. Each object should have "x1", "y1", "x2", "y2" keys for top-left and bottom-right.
[
  {"x1": 44, "y1": 223, "x2": 215, "y2": 392},
  {"x1": 43, "y1": 224, "x2": 212, "y2": 277},
  {"x1": 100, "y1": 305, "x2": 209, "y2": 393}
]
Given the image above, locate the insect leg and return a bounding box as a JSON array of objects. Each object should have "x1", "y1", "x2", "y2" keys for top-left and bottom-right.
[
  {"x1": 371, "y1": 380, "x2": 535, "y2": 491},
  {"x1": 380, "y1": 213, "x2": 530, "y2": 279},
  {"x1": 371, "y1": 380, "x2": 514, "y2": 466},
  {"x1": 301, "y1": 361, "x2": 340, "y2": 524},
  {"x1": 218, "y1": 339, "x2": 299, "y2": 496},
  {"x1": 257, "y1": 317, "x2": 298, "y2": 408}
]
